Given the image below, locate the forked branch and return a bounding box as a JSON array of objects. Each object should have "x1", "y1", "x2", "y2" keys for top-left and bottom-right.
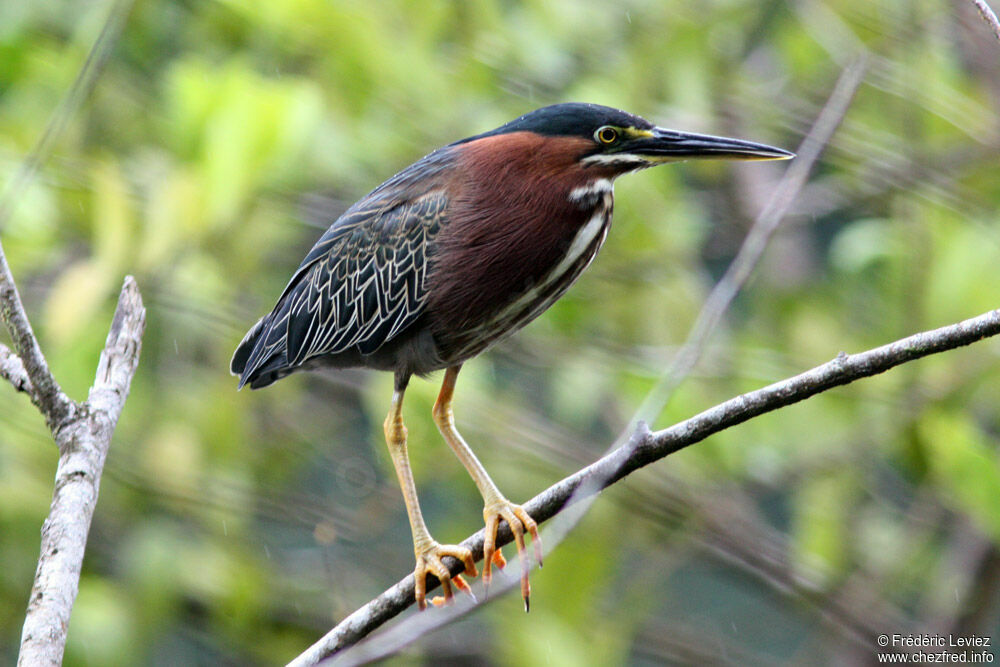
[{"x1": 16, "y1": 277, "x2": 145, "y2": 667}]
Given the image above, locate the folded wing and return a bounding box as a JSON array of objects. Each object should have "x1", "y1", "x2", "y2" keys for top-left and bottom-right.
[{"x1": 232, "y1": 191, "x2": 446, "y2": 388}]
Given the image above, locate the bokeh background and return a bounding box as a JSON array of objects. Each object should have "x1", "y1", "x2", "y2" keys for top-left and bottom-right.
[{"x1": 3, "y1": 0, "x2": 1000, "y2": 664}]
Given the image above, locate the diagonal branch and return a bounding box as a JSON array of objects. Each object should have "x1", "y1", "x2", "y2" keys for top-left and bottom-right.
[
  {"x1": 3, "y1": 2, "x2": 140, "y2": 664},
  {"x1": 0, "y1": 256, "x2": 75, "y2": 429},
  {"x1": 636, "y1": 56, "x2": 867, "y2": 421},
  {"x1": 972, "y1": 0, "x2": 1000, "y2": 42},
  {"x1": 290, "y1": 307, "x2": 1000, "y2": 666},
  {"x1": 0, "y1": 0, "x2": 133, "y2": 433}
]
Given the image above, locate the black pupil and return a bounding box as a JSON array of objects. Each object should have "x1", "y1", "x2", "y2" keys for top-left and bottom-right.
[{"x1": 601, "y1": 128, "x2": 616, "y2": 142}]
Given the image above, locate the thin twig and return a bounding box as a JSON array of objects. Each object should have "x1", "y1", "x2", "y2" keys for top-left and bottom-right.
[
  {"x1": 972, "y1": 0, "x2": 1000, "y2": 42},
  {"x1": 0, "y1": 0, "x2": 134, "y2": 433},
  {"x1": 4, "y1": 1, "x2": 140, "y2": 664},
  {"x1": 0, "y1": 253, "x2": 75, "y2": 429},
  {"x1": 637, "y1": 56, "x2": 868, "y2": 429},
  {"x1": 290, "y1": 308, "x2": 1000, "y2": 666},
  {"x1": 0, "y1": 343, "x2": 35, "y2": 399}
]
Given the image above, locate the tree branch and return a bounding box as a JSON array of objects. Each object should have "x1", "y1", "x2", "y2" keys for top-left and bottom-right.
[
  {"x1": 0, "y1": 0, "x2": 133, "y2": 432},
  {"x1": 0, "y1": 255, "x2": 75, "y2": 429},
  {"x1": 0, "y1": 343, "x2": 35, "y2": 399},
  {"x1": 290, "y1": 307, "x2": 1000, "y2": 666},
  {"x1": 637, "y1": 56, "x2": 867, "y2": 420},
  {"x1": 0, "y1": 4, "x2": 145, "y2": 663},
  {"x1": 972, "y1": 0, "x2": 1000, "y2": 42},
  {"x1": 17, "y1": 276, "x2": 145, "y2": 667}
]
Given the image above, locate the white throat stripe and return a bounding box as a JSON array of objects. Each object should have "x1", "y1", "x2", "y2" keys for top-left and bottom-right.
[
  {"x1": 568, "y1": 178, "x2": 613, "y2": 204},
  {"x1": 580, "y1": 153, "x2": 650, "y2": 167}
]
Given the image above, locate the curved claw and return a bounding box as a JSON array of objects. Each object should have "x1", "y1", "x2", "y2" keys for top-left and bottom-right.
[
  {"x1": 414, "y1": 542, "x2": 478, "y2": 610},
  {"x1": 482, "y1": 514, "x2": 499, "y2": 596},
  {"x1": 482, "y1": 500, "x2": 541, "y2": 611},
  {"x1": 430, "y1": 574, "x2": 477, "y2": 606},
  {"x1": 513, "y1": 506, "x2": 543, "y2": 568}
]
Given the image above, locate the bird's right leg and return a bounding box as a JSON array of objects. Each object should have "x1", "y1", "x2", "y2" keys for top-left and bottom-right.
[
  {"x1": 431, "y1": 365, "x2": 541, "y2": 609},
  {"x1": 383, "y1": 378, "x2": 477, "y2": 609}
]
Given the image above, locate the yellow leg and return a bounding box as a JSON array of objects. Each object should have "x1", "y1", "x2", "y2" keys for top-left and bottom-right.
[
  {"x1": 384, "y1": 382, "x2": 477, "y2": 609},
  {"x1": 432, "y1": 365, "x2": 542, "y2": 611}
]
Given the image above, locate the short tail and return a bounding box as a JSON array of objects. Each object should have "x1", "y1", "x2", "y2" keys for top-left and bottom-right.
[{"x1": 231, "y1": 315, "x2": 288, "y2": 389}]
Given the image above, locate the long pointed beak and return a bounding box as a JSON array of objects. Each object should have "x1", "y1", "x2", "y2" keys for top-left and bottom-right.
[{"x1": 629, "y1": 127, "x2": 794, "y2": 162}]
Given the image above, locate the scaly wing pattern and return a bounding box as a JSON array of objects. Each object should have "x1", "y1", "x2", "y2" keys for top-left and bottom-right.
[{"x1": 233, "y1": 191, "x2": 447, "y2": 388}]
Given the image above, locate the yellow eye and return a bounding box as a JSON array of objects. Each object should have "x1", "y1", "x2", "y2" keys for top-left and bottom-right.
[{"x1": 596, "y1": 126, "x2": 619, "y2": 145}]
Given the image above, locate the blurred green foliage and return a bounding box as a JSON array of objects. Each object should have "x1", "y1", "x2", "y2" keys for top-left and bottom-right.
[{"x1": 2, "y1": 0, "x2": 1000, "y2": 664}]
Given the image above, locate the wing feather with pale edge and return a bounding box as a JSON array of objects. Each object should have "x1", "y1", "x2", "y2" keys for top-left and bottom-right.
[{"x1": 233, "y1": 190, "x2": 446, "y2": 387}]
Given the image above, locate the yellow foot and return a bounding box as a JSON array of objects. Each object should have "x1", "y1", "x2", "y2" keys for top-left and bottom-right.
[
  {"x1": 414, "y1": 542, "x2": 478, "y2": 610},
  {"x1": 482, "y1": 500, "x2": 542, "y2": 611}
]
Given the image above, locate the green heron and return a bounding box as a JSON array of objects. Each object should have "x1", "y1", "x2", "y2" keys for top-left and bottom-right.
[{"x1": 231, "y1": 103, "x2": 792, "y2": 610}]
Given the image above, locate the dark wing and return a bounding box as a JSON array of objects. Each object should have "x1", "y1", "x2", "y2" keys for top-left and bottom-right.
[{"x1": 232, "y1": 190, "x2": 447, "y2": 388}]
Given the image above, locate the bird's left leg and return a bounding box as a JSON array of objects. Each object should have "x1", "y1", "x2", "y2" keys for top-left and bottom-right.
[
  {"x1": 432, "y1": 365, "x2": 542, "y2": 610},
  {"x1": 384, "y1": 376, "x2": 477, "y2": 610}
]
